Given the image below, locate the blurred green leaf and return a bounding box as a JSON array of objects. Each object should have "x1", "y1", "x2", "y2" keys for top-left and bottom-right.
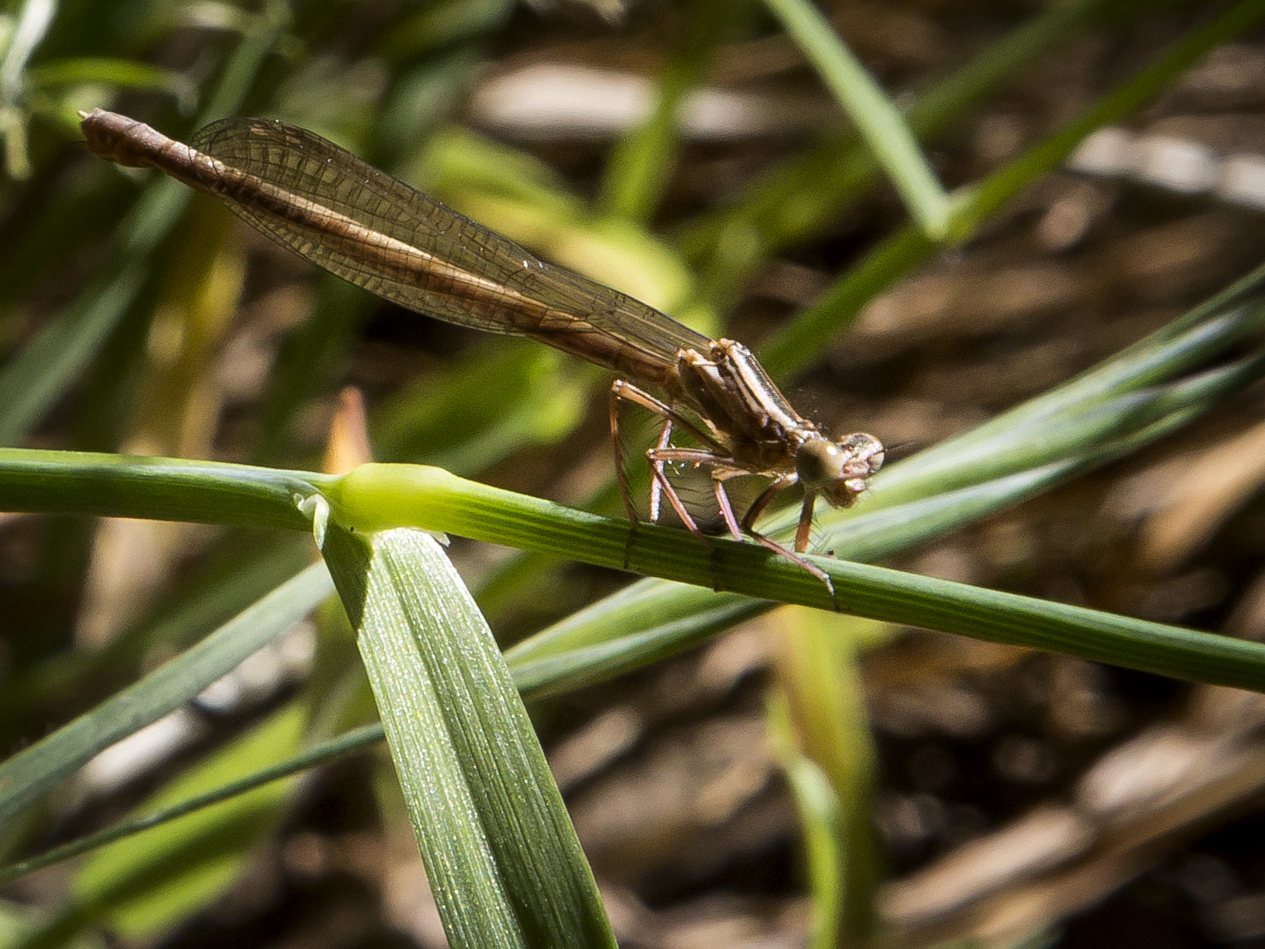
[
  {"x1": 769, "y1": 611, "x2": 886, "y2": 947},
  {"x1": 0, "y1": 17, "x2": 285, "y2": 444},
  {"x1": 679, "y1": 0, "x2": 1113, "y2": 307},
  {"x1": 600, "y1": 0, "x2": 745, "y2": 222},
  {"x1": 27, "y1": 57, "x2": 194, "y2": 109}
]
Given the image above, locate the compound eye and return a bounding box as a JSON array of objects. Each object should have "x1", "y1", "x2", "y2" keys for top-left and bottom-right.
[
  {"x1": 795, "y1": 439, "x2": 845, "y2": 489},
  {"x1": 840, "y1": 433, "x2": 885, "y2": 475}
]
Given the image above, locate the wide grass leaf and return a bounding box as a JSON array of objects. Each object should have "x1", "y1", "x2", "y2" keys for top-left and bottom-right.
[{"x1": 321, "y1": 524, "x2": 615, "y2": 949}]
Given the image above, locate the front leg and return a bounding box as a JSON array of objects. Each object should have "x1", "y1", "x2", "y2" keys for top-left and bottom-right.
[{"x1": 737, "y1": 476, "x2": 837, "y2": 603}]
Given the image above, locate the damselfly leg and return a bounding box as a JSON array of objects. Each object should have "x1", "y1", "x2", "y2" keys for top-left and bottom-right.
[{"x1": 610, "y1": 379, "x2": 840, "y2": 602}]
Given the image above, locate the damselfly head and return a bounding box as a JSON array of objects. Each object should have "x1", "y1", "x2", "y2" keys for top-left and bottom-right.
[{"x1": 796, "y1": 432, "x2": 884, "y2": 508}]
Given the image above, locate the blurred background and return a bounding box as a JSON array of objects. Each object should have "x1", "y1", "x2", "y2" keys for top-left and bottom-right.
[{"x1": 2, "y1": 0, "x2": 1265, "y2": 946}]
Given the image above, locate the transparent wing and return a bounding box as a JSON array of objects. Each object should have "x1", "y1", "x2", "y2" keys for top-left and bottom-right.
[{"x1": 190, "y1": 117, "x2": 712, "y2": 379}]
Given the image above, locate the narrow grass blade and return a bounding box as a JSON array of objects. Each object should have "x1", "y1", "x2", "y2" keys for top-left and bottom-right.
[
  {"x1": 0, "y1": 563, "x2": 332, "y2": 828},
  {"x1": 64, "y1": 707, "x2": 306, "y2": 945},
  {"x1": 769, "y1": 611, "x2": 884, "y2": 948},
  {"x1": 768, "y1": 696, "x2": 848, "y2": 949},
  {"x1": 599, "y1": 0, "x2": 739, "y2": 222},
  {"x1": 0, "y1": 724, "x2": 383, "y2": 886},
  {"x1": 757, "y1": 0, "x2": 1265, "y2": 379},
  {"x1": 680, "y1": 0, "x2": 1112, "y2": 308},
  {"x1": 762, "y1": 0, "x2": 950, "y2": 237},
  {"x1": 0, "y1": 20, "x2": 283, "y2": 445}
]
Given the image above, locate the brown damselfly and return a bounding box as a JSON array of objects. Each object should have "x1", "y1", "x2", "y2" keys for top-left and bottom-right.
[{"x1": 79, "y1": 109, "x2": 884, "y2": 593}]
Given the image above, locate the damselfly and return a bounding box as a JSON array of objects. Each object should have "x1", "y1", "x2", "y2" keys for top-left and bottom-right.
[{"x1": 79, "y1": 109, "x2": 884, "y2": 591}]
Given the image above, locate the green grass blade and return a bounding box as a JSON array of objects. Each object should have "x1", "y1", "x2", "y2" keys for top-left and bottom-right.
[
  {"x1": 321, "y1": 525, "x2": 616, "y2": 949},
  {"x1": 7, "y1": 706, "x2": 311, "y2": 949},
  {"x1": 27, "y1": 57, "x2": 195, "y2": 105},
  {"x1": 758, "y1": 0, "x2": 1265, "y2": 379},
  {"x1": 65, "y1": 707, "x2": 307, "y2": 944},
  {"x1": 762, "y1": 0, "x2": 950, "y2": 237},
  {"x1": 599, "y1": 0, "x2": 740, "y2": 222},
  {"x1": 0, "y1": 563, "x2": 332, "y2": 829},
  {"x1": 768, "y1": 696, "x2": 849, "y2": 949},
  {"x1": 0, "y1": 449, "x2": 319, "y2": 529},
  {"x1": 0, "y1": 535, "x2": 314, "y2": 725},
  {"x1": 768, "y1": 611, "x2": 882, "y2": 947},
  {"x1": 316, "y1": 455, "x2": 1265, "y2": 694},
  {"x1": 0, "y1": 724, "x2": 383, "y2": 886},
  {"x1": 680, "y1": 0, "x2": 1110, "y2": 306},
  {"x1": 0, "y1": 17, "x2": 284, "y2": 445}
]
